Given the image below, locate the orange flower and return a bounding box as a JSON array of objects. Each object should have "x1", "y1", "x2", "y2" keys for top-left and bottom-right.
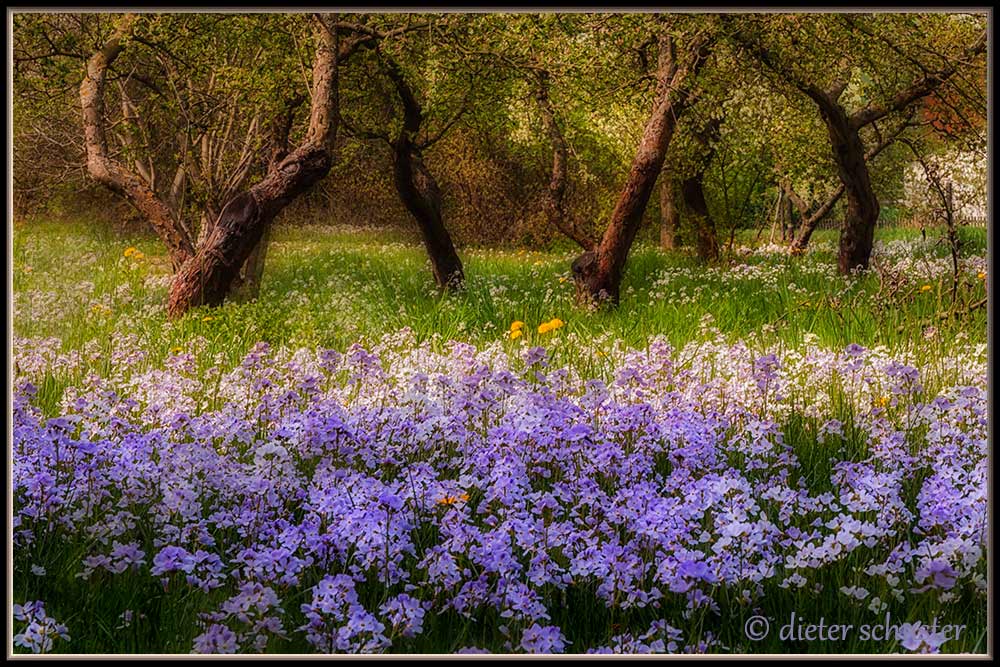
[{"x1": 438, "y1": 492, "x2": 469, "y2": 506}]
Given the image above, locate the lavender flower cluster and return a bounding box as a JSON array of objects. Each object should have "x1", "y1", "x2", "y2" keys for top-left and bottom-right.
[{"x1": 12, "y1": 330, "x2": 987, "y2": 654}]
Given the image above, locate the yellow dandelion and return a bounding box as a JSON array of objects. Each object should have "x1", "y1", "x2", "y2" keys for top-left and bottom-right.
[
  {"x1": 920, "y1": 284, "x2": 932, "y2": 293},
  {"x1": 438, "y1": 495, "x2": 459, "y2": 506},
  {"x1": 875, "y1": 395, "x2": 890, "y2": 408},
  {"x1": 539, "y1": 318, "x2": 565, "y2": 334},
  {"x1": 170, "y1": 346, "x2": 183, "y2": 355},
  {"x1": 123, "y1": 246, "x2": 138, "y2": 258},
  {"x1": 202, "y1": 315, "x2": 215, "y2": 322},
  {"x1": 509, "y1": 329, "x2": 523, "y2": 340},
  {"x1": 978, "y1": 272, "x2": 986, "y2": 280},
  {"x1": 510, "y1": 321, "x2": 524, "y2": 332}
]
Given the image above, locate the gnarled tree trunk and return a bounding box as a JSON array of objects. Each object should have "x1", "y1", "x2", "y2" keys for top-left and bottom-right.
[
  {"x1": 167, "y1": 16, "x2": 340, "y2": 316},
  {"x1": 573, "y1": 32, "x2": 711, "y2": 305},
  {"x1": 80, "y1": 14, "x2": 194, "y2": 271},
  {"x1": 383, "y1": 57, "x2": 464, "y2": 291},
  {"x1": 231, "y1": 94, "x2": 306, "y2": 303}
]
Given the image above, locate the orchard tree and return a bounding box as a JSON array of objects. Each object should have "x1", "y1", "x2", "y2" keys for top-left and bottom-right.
[
  {"x1": 64, "y1": 13, "x2": 313, "y2": 287},
  {"x1": 728, "y1": 12, "x2": 987, "y2": 273},
  {"x1": 572, "y1": 14, "x2": 716, "y2": 305},
  {"x1": 66, "y1": 12, "x2": 408, "y2": 316},
  {"x1": 336, "y1": 15, "x2": 474, "y2": 291}
]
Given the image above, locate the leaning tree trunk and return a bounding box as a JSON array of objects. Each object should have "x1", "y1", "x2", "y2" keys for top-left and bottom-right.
[
  {"x1": 168, "y1": 146, "x2": 332, "y2": 315},
  {"x1": 383, "y1": 56, "x2": 464, "y2": 291},
  {"x1": 682, "y1": 172, "x2": 719, "y2": 263},
  {"x1": 392, "y1": 144, "x2": 464, "y2": 290},
  {"x1": 573, "y1": 32, "x2": 711, "y2": 305},
  {"x1": 167, "y1": 16, "x2": 339, "y2": 317},
  {"x1": 80, "y1": 14, "x2": 194, "y2": 271},
  {"x1": 659, "y1": 176, "x2": 679, "y2": 250}
]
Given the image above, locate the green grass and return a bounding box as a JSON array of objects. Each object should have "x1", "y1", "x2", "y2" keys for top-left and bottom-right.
[{"x1": 12, "y1": 217, "x2": 988, "y2": 374}]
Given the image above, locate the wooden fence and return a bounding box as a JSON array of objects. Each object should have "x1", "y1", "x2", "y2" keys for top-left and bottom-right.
[{"x1": 812, "y1": 215, "x2": 988, "y2": 230}]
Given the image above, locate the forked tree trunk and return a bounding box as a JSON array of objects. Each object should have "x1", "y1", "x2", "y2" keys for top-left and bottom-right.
[
  {"x1": 573, "y1": 32, "x2": 711, "y2": 305},
  {"x1": 786, "y1": 181, "x2": 844, "y2": 254},
  {"x1": 384, "y1": 57, "x2": 464, "y2": 291},
  {"x1": 682, "y1": 172, "x2": 719, "y2": 262},
  {"x1": 167, "y1": 16, "x2": 339, "y2": 316},
  {"x1": 80, "y1": 14, "x2": 194, "y2": 271},
  {"x1": 658, "y1": 175, "x2": 679, "y2": 250},
  {"x1": 785, "y1": 110, "x2": 909, "y2": 256}
]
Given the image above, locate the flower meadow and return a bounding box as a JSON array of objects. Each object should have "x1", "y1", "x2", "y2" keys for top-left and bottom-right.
[{"x1": 11, "y1": 221, "x2": 989, "y2": 654}]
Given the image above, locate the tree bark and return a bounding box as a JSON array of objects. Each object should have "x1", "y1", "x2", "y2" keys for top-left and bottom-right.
[
  {"x1": 818, "y1": 103, "x2": 880, "y2": 274},
  {"x1": 573, "y1": 32, "x2": 711, "y2": 305},
  {"x1": 658, "y1": 175, "x2": 679, "y2": 250},
  {"x1": 786, "y1": 182, "x2": 844, "y2": 254},
  {"x1": 779, "y1": 188, "x2": 794, "y2": 242},
  {"x1": 230, "y1": 94, "x2": 306, "y2": 303},
  {"x1": 167, "y1": 15, "x2": 340, "y2": 317},
  {"x1": 682, "y1": 171, "x2": 719, "y2": 263},
  {"x1": 232, "y1": 223, "x2": 270, "y2": 302},
  {"x1": 80, "y1": 14, "x2": 194, "y2": 271},
  {"x1": 383, "y1": 56, "x2": 464, "y2": 291}
]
